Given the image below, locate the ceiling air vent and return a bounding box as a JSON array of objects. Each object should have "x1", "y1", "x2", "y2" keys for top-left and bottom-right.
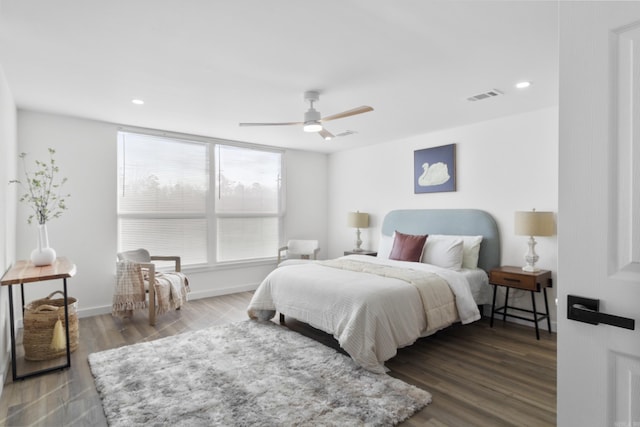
[
  {"x1": 336, "y1": 130, "x2": 357, "y2": 137},
  {"x1": 467, "y1": 89, "x2": 503, "y2": 102}
]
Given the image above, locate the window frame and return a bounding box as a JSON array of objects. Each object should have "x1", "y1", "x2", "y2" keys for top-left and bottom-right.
[{"x1": 117, "y1": 128, "x2": 285, "y2": 270}]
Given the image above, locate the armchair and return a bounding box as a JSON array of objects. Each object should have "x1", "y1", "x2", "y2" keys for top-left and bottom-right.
[
  {"x1": 116, "y1": 248, "x2": 182, "y2": 326},
  {"x1": 277, "y1": 240, "x2": 320, "y2": 264}
]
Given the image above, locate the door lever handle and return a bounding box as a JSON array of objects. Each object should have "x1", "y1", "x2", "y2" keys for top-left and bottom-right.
[{"x1": 567, "y1": 295, "x2": 635, "y2": 330}]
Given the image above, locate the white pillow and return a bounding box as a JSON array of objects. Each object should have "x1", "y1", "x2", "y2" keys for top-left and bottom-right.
[
  {"x1": 425, "y1": 234, "x2": 484, "y2": 269},
  {"x1": 422, "y1": 235, "x2": 464, "y2": 270},
  {"x1": 460, "y1": 235, "x2": 483, "y2": 269},
  {"x1": 376, "y1": 233, "x2": 394, "y2": 259}
]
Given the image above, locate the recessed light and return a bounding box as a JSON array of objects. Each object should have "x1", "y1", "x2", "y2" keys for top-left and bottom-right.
[
  {"x1": 515, "y1": 81, "x2": 531, "y2": 89},
  {"x1": 131, "y1": 99, "x2": 145, "y2": 105}
]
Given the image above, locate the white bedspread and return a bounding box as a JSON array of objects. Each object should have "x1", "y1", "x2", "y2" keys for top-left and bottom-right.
[{"x1": 247, "y1": 255, "x2": 480, "y2": 373}]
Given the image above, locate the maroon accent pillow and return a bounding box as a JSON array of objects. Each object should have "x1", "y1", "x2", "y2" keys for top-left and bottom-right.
[{"x1": 389, "y1": 231, "x2": 428, "y2": 262}]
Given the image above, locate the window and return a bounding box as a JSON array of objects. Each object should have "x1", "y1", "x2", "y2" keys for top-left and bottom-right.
[
  {"x1": 117, "y1": 131, "x2": 283, "y2": 266},
  {"x1": 117, "y1": 132, "x2": 209, "y2": 265},
  {"x1": 215, "y1": 144, "x2": 282, "y2": 262}
]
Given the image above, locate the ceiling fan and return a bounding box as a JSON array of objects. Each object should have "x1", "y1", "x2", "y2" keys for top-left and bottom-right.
[{"x1": 239, "y1": 91, "x2": 373, "y2": 140}]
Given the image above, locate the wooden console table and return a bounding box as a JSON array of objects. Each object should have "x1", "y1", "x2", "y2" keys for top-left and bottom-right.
[{"x1": 0, "y1": 257, "x2": 76, "y2": 381}]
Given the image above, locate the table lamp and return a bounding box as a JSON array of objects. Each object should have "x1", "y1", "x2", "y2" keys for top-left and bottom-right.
[
  {"x1": 515, "y1": 209, "x2": 554, "y2": 272},
  {"x1": 347, "y1": 211, "x2": 369, "y2": 252}
]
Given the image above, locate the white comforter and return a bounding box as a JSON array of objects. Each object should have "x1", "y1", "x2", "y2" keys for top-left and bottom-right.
[{"x1": 247, "y1": 255, "x2": 481, "y2": 373}]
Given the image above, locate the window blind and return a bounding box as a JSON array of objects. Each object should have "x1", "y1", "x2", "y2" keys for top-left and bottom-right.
[
  {"x1": 117, "y1": 132, "x2": 209, "y2": 265},
  {"x1": 215, "y1": 144, "x2": 282, "y2": 262}
]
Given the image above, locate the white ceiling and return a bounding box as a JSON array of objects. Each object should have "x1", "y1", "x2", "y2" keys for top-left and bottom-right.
[{"x1": 0, "y1": 1, "x2": 558, "y2": 153}]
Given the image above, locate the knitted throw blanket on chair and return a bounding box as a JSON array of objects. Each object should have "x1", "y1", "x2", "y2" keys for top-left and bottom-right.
[
  {"x1": 113, "y1": 261, "x2": 148, "y2": 317},
  {"x1": 154, "y1": 272, "x2": 190, "y2": 315}
]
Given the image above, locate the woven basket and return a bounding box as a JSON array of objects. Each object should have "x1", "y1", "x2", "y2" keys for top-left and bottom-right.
[{"x1": 23, "y1": 291, "x2": 79, "y2": 361}]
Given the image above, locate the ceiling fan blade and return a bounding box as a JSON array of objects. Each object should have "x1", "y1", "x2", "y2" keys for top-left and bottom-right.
[
  {"x1": 318, "y1": 129, "x2": 335, "y2": 140},
  {"x1": 239, "y1": 121, "x2": 302, "y2": 127},
  {"x1": 321, "y1": 106, "x2": 374, "y2": 122}
]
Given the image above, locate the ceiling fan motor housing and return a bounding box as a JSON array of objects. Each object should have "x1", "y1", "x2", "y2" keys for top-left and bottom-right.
[
  {"x1": 303, "y1": 92, "x2": 322, "y2": 132},
  {"x1": 304, "y1": 108, "x2": 321, "y2": 123}
]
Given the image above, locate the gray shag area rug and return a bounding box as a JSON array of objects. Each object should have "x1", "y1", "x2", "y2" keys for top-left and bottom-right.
[{"x1": 88, "y1": 320, "x2": 431, "y2": 426}]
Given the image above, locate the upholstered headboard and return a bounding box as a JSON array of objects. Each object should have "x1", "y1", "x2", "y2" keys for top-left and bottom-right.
[{"x1": 381, "y1": 209, "x2": 501, "y2": 272}]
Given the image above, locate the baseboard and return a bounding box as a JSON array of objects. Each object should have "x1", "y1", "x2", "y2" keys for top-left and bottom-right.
[
  {"x1": 0, "y1": 348, "x2": 10, "y2": 397},
  {"x1": 186, "y1": 282, "x2": 259, "y2": 300},
  {"x1": 75, "y1": 282, "x2": 260, "y2": 319},
  {"x1": 486, "y1": 313, "x2": 558, "y2": 333},
  {"x1": 505, "y1": 316, "x2": 557, "y2": 333}
]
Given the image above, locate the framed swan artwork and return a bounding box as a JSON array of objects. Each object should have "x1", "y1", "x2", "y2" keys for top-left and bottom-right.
[{"x1": 413, "y1": 143, "x2": 456, "y2": 194}]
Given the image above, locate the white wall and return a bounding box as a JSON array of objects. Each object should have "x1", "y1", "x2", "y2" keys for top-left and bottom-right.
[
  {"x1": 328, "y1": 107, "x2": 559, "y2": 322},
  {"x1": 15, "y1": 111, "x2": 328, "y2": 317},
  {"x1": 283, "y1": 149, "x2": 328, "y2": 252},
  {"x1": 0, "y1": 64, "x2": 17, "y2": 395}
]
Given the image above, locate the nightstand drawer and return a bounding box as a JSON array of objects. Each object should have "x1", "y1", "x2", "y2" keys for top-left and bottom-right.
[
  {"x1": 489, "y1": 269, "x2": 548, "y2": 291},
  {"x1": 344, "y1": 250, "x2": 377, "y2": 256}
]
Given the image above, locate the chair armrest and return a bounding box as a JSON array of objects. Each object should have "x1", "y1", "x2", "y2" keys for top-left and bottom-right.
[
  {"x1": 135, "y1": 262, "x2": 156, "y2": 277},
  {"x1": 277, "y1": 246, "x2": 288, "y2": 265},
  {"x1": 149, "y1": 255, "x2": 181, "y2": 272}
]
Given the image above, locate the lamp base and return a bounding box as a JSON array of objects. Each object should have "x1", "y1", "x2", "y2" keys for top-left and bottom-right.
[
  {"x1": 522, "y1": 236, "x2": 540, "y2": 273},
  {"x1": 354, "y1": 227, "x2": 363, "y2": 252}
]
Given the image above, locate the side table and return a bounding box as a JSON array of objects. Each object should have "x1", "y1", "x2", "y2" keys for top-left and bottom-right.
[
  {"x1": 0, "y1": 257, "x2": 76, "y2": 381},
  {"x1": 489, "y1": 266, "x2": 553, "y2": 340}
]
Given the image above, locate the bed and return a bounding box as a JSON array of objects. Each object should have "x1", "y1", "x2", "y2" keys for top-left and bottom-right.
[{"x1": 248, "y1": 209, "x2": 501, "y2": 373}]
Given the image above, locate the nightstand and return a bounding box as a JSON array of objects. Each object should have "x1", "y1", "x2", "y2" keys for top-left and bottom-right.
[
  {"x1": 344, "y1": 250, "x2": 377, "y2": 256},
  {"x1": 489, "y1": 266, "x2": 553, "y2": 340}
]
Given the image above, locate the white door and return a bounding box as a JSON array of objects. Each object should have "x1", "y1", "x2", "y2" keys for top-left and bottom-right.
[{"x1": 559, "y1": 2, "x2": 640, "y2": 426}]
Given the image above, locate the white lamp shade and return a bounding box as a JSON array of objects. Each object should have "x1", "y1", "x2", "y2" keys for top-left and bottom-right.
[
  {"x1": 515, "y1": 211, "x2": 554, "y2": 236},
  {"x1": 347, "y1": 212, "x2": 369, "y2": 228}
]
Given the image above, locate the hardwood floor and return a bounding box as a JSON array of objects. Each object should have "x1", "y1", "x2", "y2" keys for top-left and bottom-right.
[{"x1": 0, "y1": 292, "x2": 556, "y2": 426}]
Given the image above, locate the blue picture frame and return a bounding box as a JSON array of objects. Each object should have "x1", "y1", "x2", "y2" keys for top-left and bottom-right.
[{"x1": 414, "y1": 144, "x2": 456, "y2": 194}]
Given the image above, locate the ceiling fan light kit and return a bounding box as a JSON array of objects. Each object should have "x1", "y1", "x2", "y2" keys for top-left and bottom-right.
[
  {"x1": 239, "y1": 90, "x2": 373, "y2": 140},
  {"x1": 304, "y1": 122, "x2": 323, "y2": 132}
]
